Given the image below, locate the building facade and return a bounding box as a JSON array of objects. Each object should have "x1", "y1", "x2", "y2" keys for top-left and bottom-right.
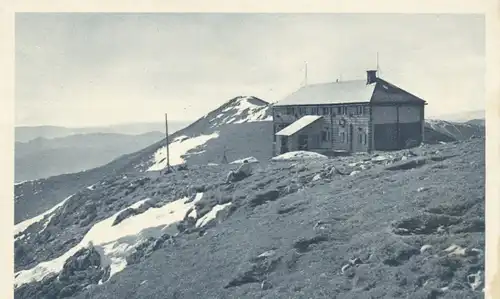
[{"x1": 272, "y1": 70, "x2": 426, "y2": 155}]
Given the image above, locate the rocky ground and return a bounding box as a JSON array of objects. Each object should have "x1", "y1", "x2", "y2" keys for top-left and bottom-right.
[{"x1": 14, "y1": 137, "x2": 484, "y2": 299}]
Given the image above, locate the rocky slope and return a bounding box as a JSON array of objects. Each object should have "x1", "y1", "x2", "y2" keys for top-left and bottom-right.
[
  {"x1": 424, "y1": 120, "x2": 484, "y2": 144},
  {"x1": 14, "y1": 96, "x2": 271, "y2": 224},
  {"x1": 14, "y1": 137, "x2": 484, "y2": 299}
]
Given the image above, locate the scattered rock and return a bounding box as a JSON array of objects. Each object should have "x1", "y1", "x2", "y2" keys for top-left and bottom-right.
[
  {"x1": 420, "y1": 244, "x2": 433, "y2": 254},
  {"x1": 372, "y1": 155, "x2": 389, "y2": 162},
  {"x1": 261, "y1": 280, "x2": 272, "y2": 290},
  {"x1": 359, "y1": 164, "x2": 371, "y2": 170},
  {"x1": 224, "y1": 256, "x2": 282, "y2": 289},
  {"x1": 293, "y1": 234, "x2": 328, "y2": 253},
  {"x1": 249, "y1": 189, "x2": 280, "y2": 207},
  {"x1": 444, "y1": 244, "x2": 467, "y2": 257},
  {"x1": 467, "y1": 270, "x2": 483, "y2": 291},
  {"x1": 257, "y1": 250, "x2": 276, "y2": 259},
  {"x1": 417, "y1": 187, "x2": 429, "y2": 192},
  {"x1": 126, "y1": 233, "x2": 173, "y2": 265},
  {"x1": 276, "y1": 200, "x2": 307, "y2": 215},
  {"x1": 312, "y1": 174, "x2": 322, "y2": 182},
  {"x1": 341, "y1": 263, "x2": 352, "y2": 274},
  {"x1": 392, "y1": 213, "x2": 460, "y2": 235},
  {"x1": 349, "y1": 257, "x2": 363, "y2": 265},
  {"x1": 112, "y1": 208, "x2": 139, "y2": 226},
  {"x1": 385, "y1": 157, "x2": 427, "y2": 171},
  {"x1": 467, "y1": 248, "x2": 483, "y2": 257},
  {"x1": 429, "y1": 154, "x2": 458, "y2": 162},
  {"x1": 177, "y1": 164, "x2": 188, "y2": 171}
]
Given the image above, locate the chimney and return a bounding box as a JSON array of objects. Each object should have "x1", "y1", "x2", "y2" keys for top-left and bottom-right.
[{"x1": 366, "y1": 70, "x2": 377, "y2": 85}]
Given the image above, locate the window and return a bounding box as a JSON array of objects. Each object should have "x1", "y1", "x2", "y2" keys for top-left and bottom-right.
[
  {"x1": 298, "y1": 107, "x2": 306, "y2": 115},
  {"x1": 286, "y1": 107, "x2": 294, "y2": 115},
  {"x1": 311, "y1": 107, "x2": 318, "y2": 115},
  {"x1": 322, "y1": 107, "x2": 329, "y2": 115},
  {"x1": 337, "y1": 106, "x2": 342, "y2": 114},
  {"x1": 364, "y1": 133, "x2": 368, "y2": 145},
  {"x1": 358, "y1": 133, "x2": 363, "y2": 144},
  {"x1": 340, "y1": 131, "x2": 346, "y2": 143},
  {"x1": 356, "y1": 106, "x2": 363, "y2": 115},
  {"x1": 321, "y1": 131, "x2": 327, "y2": 142}
]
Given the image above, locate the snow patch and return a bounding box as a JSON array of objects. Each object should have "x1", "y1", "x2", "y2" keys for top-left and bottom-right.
[
  {"x1": 271, "y1": 151, "x2": 328, "y2": 161},
  {"x1": 173, "y1": 135, "x2": 189, "y2": 142},
  {"x1": 14, "y1": 195, "x2": 73, "y2": 239},
  {"x1": 371, "y1": 155, "x2": 389, "y2": 162},
  {"x1": 195, "y1": 202, "x2": 232, "y2": 228},
  {"x1": 147, "y1": 133, "x2": 219, "y2": 171},
  {"x1": 15, "y1": 180, "x2": 33, "y2": 186},
  {"x1": 14, "y1": 193, "x2": 205, "y2": 288},
  {"x1": 230, "y1": 157, "x2": 259, "y2": 164}
]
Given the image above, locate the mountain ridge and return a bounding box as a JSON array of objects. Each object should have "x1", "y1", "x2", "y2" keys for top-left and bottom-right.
[
  {"x1": 14, "y1": 96, "x2": 484, "y2": 224},
  {"x1": 15, "y1": 121, "x2": 191, "y2": 143}
]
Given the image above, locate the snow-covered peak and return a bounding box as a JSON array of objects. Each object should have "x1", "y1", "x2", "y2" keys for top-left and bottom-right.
[
  {"x1": 207, "y1": 96, "x2": 271, "y2": 128},
  {"x1": 142, "y1": 96, "x2": 271, "y2": 172}
]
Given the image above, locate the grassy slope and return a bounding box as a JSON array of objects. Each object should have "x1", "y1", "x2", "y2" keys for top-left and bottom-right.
[{"x1": 44, "y1": 138, "x2": 485, "y2": 299}]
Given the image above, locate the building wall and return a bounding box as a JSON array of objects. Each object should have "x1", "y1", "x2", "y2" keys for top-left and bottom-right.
[
  {"x1": 372, "y1": 105, "x2": 422, "y2": 124},
  {"x1": 272, "y1": 103, "x2": 371, "y2": 154},
  {"x1": 371, "y1": 104, "x2": 424, "y2": 151}
]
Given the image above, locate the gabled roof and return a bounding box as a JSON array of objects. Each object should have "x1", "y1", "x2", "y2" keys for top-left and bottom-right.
[
  {"x1": 276, "y1": 115, "x2": 323, "y2": 136},
  {"x1": 274, "y1": 80, "x2": 375, "y2": 107},
  {"x1": 371, "y1": 78, "x2": 426, "y2": 105}
]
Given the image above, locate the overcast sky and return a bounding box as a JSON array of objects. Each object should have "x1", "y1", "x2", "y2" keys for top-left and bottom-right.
[{"x1": 15, "y1": 13, "x2": 484, "y2": 127}]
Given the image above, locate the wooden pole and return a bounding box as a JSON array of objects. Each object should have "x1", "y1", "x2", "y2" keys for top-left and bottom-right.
[{"x1": 165, "y1": 113, "x2": 170, "y2": 169}]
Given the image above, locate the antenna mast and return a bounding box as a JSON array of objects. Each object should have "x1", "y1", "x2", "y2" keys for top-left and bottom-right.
[{"x1": 376, "y1": 52, "x2": 381, "y2": 77}]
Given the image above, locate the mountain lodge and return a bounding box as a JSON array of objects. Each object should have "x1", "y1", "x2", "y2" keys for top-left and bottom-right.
[{"x1": 272, "y1": 70, "x2": 427, "y2": 155}]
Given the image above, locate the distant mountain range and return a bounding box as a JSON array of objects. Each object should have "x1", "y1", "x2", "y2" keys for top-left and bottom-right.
[
  {"x1": 15, "y1": 121, "x2": 191, "y2": 143},
  {"x1": 15, "y1": 132, "x2": 166, "y2": 183},
  {"x1": 14, "y1": 121, "x2": 192, "y2": 182},
  {"x1": 431, "y1": 109, "x2": 485, "y2": 123}
]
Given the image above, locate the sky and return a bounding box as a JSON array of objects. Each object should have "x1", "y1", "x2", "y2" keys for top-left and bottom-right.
[{"x1": 15, "y1": 13, "x2": 485, "y2": 127}]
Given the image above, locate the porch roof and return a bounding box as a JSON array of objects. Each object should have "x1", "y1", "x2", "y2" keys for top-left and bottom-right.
[{"x1": 275, "y1": 115, "x2": 323, "y2": 137}]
